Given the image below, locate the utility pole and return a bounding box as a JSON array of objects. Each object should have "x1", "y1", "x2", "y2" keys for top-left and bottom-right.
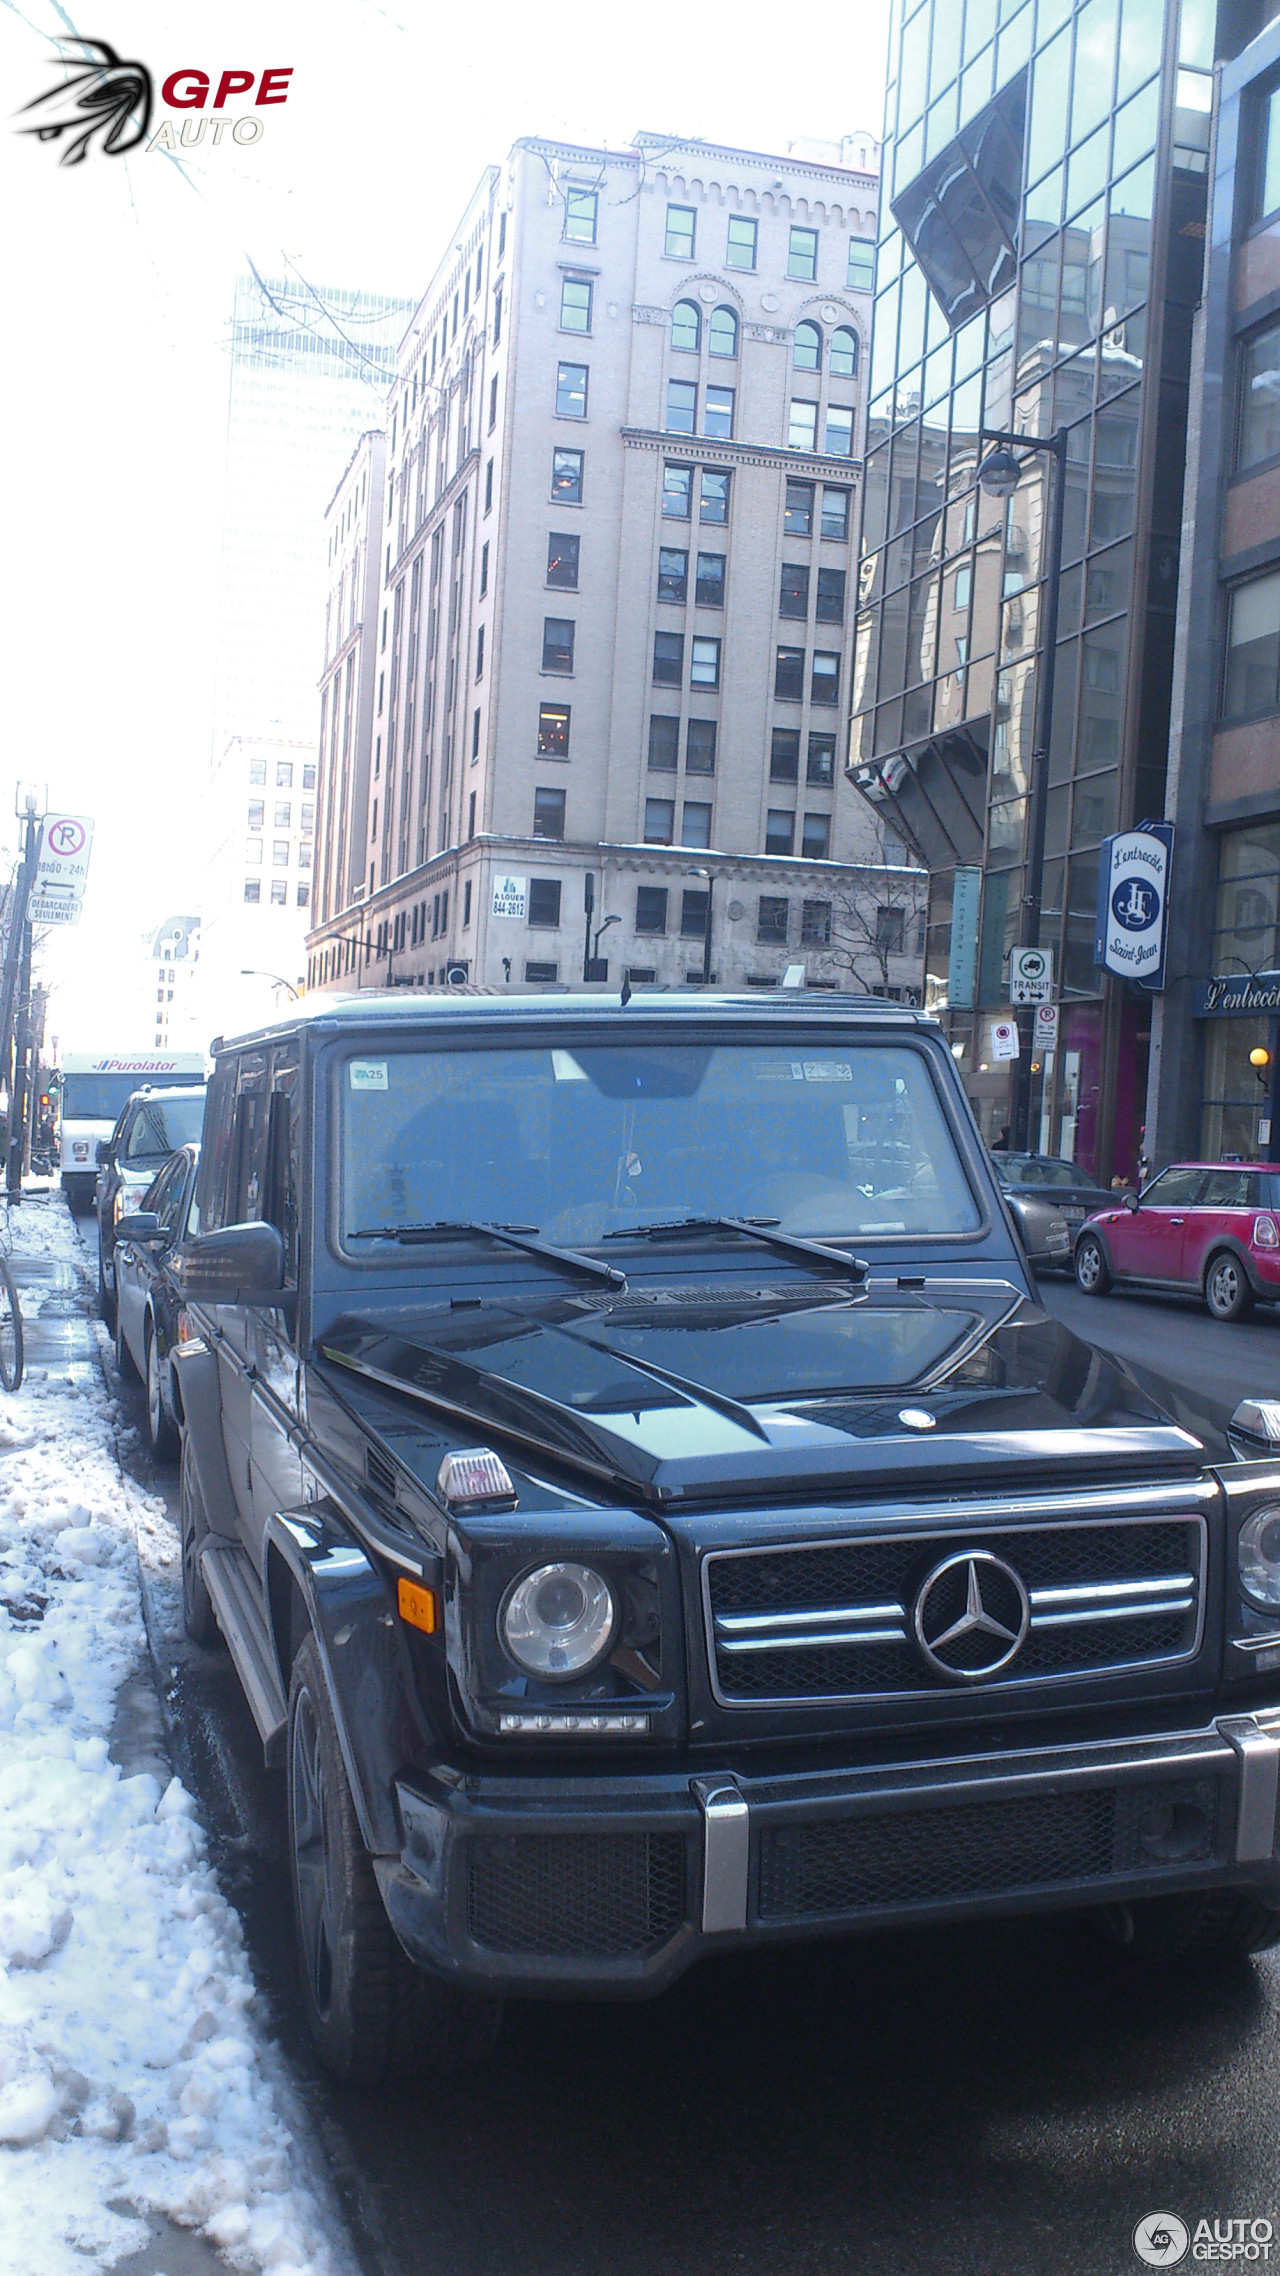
[{"x1": 0, "y1": 791, "x2": 43, "y2": 1197}]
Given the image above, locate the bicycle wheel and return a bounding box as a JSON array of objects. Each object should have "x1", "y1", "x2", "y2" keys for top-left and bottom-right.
[{"x1": 0, "y1": 1257, "x2": 25, "y2": 1392}]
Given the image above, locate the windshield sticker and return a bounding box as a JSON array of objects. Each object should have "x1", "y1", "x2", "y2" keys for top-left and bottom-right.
[
  {"x1": 792, "y1": 1060, "x2": 853, "y2": 1082},
  {"x1": 348, "y1": 1060, "x2": 389, "y2": 1092},
  {"x1": 551, "y1": 1049, "x2": 589, "y2": 1082}
]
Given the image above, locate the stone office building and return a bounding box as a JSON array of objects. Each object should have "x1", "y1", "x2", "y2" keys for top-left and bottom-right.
[
  {"x1": 848, "y1": 0, "x2": 1213, "y2": 1179},
  {"x1": 306, "y1": 130, "x2": 927, "y2": 1002}
]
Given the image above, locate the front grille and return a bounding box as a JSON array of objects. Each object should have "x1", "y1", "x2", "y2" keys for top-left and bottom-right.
[
  {"x1": 758, "y1": 1789, "x2": 1118, "y2": 1917},
  {"x1": 466, "y1": 1831, "x2": 685, "y2": 1958},
  {"x1": 705, "y1": 1516, "x2": 1205, "y2": 1705}
]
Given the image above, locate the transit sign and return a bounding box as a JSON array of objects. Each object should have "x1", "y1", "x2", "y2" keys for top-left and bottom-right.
[{"x1": 1009, "y1": 946, "x2": 1054, "y2": 1004}]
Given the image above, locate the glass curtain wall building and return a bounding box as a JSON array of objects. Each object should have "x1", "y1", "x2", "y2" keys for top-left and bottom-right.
[{"x1": 850, "y1": 0, "x2": 1211, "y2": 1180}]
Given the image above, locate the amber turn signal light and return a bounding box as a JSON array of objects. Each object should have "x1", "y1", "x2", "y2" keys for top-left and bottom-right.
[{"x1": 397, "y1": 1577, "x2": 438, "y2": 1634}]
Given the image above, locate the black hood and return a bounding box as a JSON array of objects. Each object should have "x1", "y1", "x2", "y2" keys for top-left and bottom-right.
[{"x1": 316, "y1": 1277, "x2": 1206, "y2": 1505}]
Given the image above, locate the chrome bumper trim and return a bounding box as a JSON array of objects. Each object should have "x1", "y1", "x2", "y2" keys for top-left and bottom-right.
[
  {"x1": 694, "y1": 1777, "x2": 749, "y2": 1933},
  {"x1": 1217, "y1": 1716, "x2": 1280, "y2": 1862}
]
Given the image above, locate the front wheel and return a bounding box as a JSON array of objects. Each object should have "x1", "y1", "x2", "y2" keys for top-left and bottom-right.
[
  {"x1": 287, "y1": 1634, "x2": 502, "y2": 2084},
  {"x1": 179, "y1": 1434, "x2": 219, "y2": 1647},
  {"x1": 97, "y1": 1228, "x2": 116, "y2": 1329},
  {"x1": 145, "y1": 1324, "x2": 179, "y2": 1461},
  {"x1": 1206, "y1": 1250, "x2": 1254, "y2": 1322},
  {"x1": 1074, "y1": 1234, "x2": 1112, "y2": 1296}
]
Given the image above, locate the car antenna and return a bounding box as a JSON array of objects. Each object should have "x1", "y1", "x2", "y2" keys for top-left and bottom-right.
[{"x1": 620, "y1": 971, "x2": 632, "y2": 1007}]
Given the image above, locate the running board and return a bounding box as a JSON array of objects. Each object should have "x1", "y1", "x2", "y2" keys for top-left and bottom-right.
[{"x1": 200, "y1": 1542, "x2": 287, "y2": 1762}]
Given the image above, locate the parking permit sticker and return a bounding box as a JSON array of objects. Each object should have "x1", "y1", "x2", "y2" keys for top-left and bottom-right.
[
  {"x1": 792, "y1": 1061, "x2": 853, "y2": 1081},
  {"x1": 348, "y1": 1060, "x2": 389, "y2": 1092}
]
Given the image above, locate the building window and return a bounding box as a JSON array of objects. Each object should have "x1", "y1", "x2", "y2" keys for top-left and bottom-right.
[
  {"x1": 552, "y1": 448, "x2": 584, "y2": 502},
  {"x1": 272, "y1": 840, "x2": 289, "y2": 866},
  {"x1": 248, "y1": 800, "x2": 264, "y2": 830},
  {"x1": 681, "y1": 800, "x2": 712, "y2": 849},
  {"x1": 658, "y1": 547, "x2": 689, "y2": 604},
  {"x1": 542, "y1": 617, "x2": 575, "y2": 673},
  {"x1": 824, "y1": 404, "x2": 854, "y2": 457},
  {"x1": 785, "y1": 478, "x2": 815, "y2": 535},
  {"x1": 780, "y1": 563, "x2": 810, "y2": 619},
  {"x1": 644, "y1": 798, "x2": 675, "y2": 844},
  {"x1": 484, "y1": 457, "x2": 494, "y2": 511},
  {"x1": 771, "y1": 729, "x2": 800, "y2": 782},
  {"x1": 547, "y1": 532, "x2": 580, "y2": 589},
  {"x1": 1257, "y1": 82, "x2": 1280, "y2": 222},
  {"x1": 671, "y1": 300, "x2": 700, "y2": 353},
  {"x1": 726, "y1": 215, "x2": 757, "y2": 269},
  {"x1": 538, "y1": 702, "x2": 571, "y2": 755},
  {"x1": 891, "y1": 71, "x2": 1025, "y2": 328},
  {"x1": 758, "y1": 894, "x2": 789, "y2": 940},
  {"x1": 244, "y1": 879, "x2": 261, "y2": 903},
  {"x1": 699, "y1": 469, "x2": 730, "y2": 524},
  {"x1": 775, "y1": 645, "x2": 805, "y2": 701},
  {"x1": 788, "y1": 226, "x2": 819, "y2": 280},
  {"x1": 830, "y1": 327, "x2": 858, "y2": 378},
  {"x1": 533, "y1": 787, "x2": 566, "y2": 839},
  {"x1": 695, "y1": 552, "x2": 725, "y2": 607},
  {"x1": 648, "y1": 714, "x2": 680, "y2": 770},
  {"x1": 653, "y1": 631, "x2": 684, "y2": 685},
  {"x1": 681, "y1": 888, "x2": 709, "y2": 939},
  {"x1": 709, "y1": 307, "x2": 739, "y2": 359},
  {"x1": 789, "y1": 400, "x2": 819, "y2": 452},
  {"x1": 489, "y1": 374, "x2": 498, "y2": 430},
  {"x1": 847, "y1": 238, "x2": 874, "y2": 291},
  {"x1": 816, "y1": 567, "x2": 846, "y2": 623},
  {"x1": 794, "y1": 321, "x2": 822, "y2": 372},
  {"x1": 463, "y1": 879, "x2": 472, "y2": 926},
  {"x1": 667, "y1": 379, "x2": 697, "y2": 434},
  {"x1": 690, "y1": 636, "x2": 720, "y2": 688},
  {"x1": 801, "y1": 898, "x2": 831, "y2": 945},
  {"x1": 703, "y1": 386, "x2": 734, "y2": 440},
  {"x1": 297, "y1": 883, "x2": 310, "y2": 907},
  {"x1": 807, "y1": 733, "x2": 836, "y2": 785},
  {"x1": 665, "y1": 204, "x2": 696, "y2": 259},
  {"x1": 528, "y1": 878, "x2": 562, "y2": 927},
  {"x1": 560, "y1": 277, "x2": 593, "y2": 332},
  {"x1": 493, "y1": 286, "x2": 503, "y2": 344},
  {"x1": 270, "y1": 879, "x2": 288, "y2": 907},
  {"x1": 1238, "y1": 319, "x2": 1280, "y2": 473},
  {"x1": 802, "y1": 813, "x2": 831, "y2": 860},
  {"x1": 556, "y1": 362, "x2": 588, "y2": 418},
  {"x1": 663, "y1": 462, "x2": 692, "y2": 518},
  {"x1": 636, "y1": 885, "x2": 668, "y2": 933},
  {"x1": 525, "y1": 961, "x2": 559, "y2": 983},
  {"x1": 276, "y1": 762, "x2": 293, "y2": 788},
  {"x1": 480, "y1": 539, "x2": 490, "y2": 595},
  {"x1": 565, "y1": 186, "x2": 597, "y2": 242},
  {"x1": 249, "y1": 758, "x2": 267, "y2": 786},
  {"x1": 1225, "y1": 572, "x2": 1280, "y2": 719},
  {"x1": 471, "y1": 709, "x2": 481, "y2": 759},
  {"x1": 686, "y1": 718, "x2": 717, "y2": 773},
  {"x1": 811, "y1": 651, "x2": 840, "y2": 705},
  {"x1": 820, "y1": 485, "x2": 850, "y2": 541},
  {"x1": 302, "y1": 802, "x2": 314, "y2": 831},
  {"x1": 303, "y1": 763, "x2": 315, "y2": 790},
  {"x1": 476, "y1": 624, "x2": 485, "y2": 677},
  {"x1": 875, "y1": 905, "x2": 906, "y2": 952},
  {"x1": 298, "y1": 843, "x2": 311, "y2": 869},
  {"x1": 765, "y1": 811, "x2": 795, "y2": 856}
]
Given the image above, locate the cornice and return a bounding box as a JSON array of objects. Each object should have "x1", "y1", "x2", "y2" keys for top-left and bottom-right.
[{"x1": 621, "y1": 427, "x2": 863, "y2": 477}]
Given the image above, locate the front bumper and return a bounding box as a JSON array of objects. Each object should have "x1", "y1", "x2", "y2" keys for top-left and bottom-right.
[{"x1": 379, "y1": 1710, "x2": 1280, "y2": 1995}]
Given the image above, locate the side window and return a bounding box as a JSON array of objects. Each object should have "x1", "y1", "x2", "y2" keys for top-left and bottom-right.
[
  {"x1": 1200, "y1": 1169, "x2": 1251, "y2": 1208},
  {"x1": 1143, "y1": 1168, "x2": 1207, "y2": 1209},
  {"x1": 194, "y1": 1065, "x2": 236, "y2": 1232},
  {"x1": 230, "y1": 1053, "x2": 270, "y2": 1223},
  {"x1": 265, "y1": 1044, "x2": 300, "y2": 1282},
  {"x1": 145, "y1": 1156, "x2": 183, "y2": 1227}
]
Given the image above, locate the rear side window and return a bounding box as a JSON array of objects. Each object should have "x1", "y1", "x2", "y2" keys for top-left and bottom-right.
[
  {"x1": 230, "y1": 1053, "x2": 270, "y2": 1223},
  {"x1": 264, "y1": 1044, "x2": 300, "y2": 1281},
  {"x1": 1199, "y1": 1169, "x2": 1253, "y2": 1207},
  {"x1": 194, "y1": 1066, "x2": 236, "y2": 1232}
]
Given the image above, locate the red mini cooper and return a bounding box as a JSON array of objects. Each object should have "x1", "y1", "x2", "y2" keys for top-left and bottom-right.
[{"x1": 1074, "y1": 1161, "x2": 1280, "y2": 1320}]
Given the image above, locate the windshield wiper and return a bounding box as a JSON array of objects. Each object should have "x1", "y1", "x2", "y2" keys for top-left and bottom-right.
[
  {"x1": 348, "y1": 1219, "x2": 627, "y2": 1290},
  {"x1": 602, "y1": 1215, "x2": 868, "y2": 1282}
]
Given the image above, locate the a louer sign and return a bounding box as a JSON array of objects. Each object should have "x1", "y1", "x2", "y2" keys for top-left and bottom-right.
[{"x1": 1094, "y1": 822, "x2": 1172, "y2": 987}]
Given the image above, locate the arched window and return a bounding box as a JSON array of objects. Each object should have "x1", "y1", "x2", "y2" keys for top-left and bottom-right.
[
  {"x1": 831, "y1": 326, "x2": 858, "y2": 377},
  {"x1": 671, "y1": 300, "x2": 701, "y2": 353},
  {"x1": 793, "y1": 320, "x2": 822, "y2": 372},
  {"x1": 709, "y1": 305, "x2": 739, "y2": 358}
]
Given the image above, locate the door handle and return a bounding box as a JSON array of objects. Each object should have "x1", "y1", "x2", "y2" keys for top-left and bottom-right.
[{"x1": 1168, "y1": 1217, "x2": 1184, "y2": 1226}]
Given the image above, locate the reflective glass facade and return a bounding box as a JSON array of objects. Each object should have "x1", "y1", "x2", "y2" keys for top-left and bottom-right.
[{"x1": 850, "y1": 0, "x2": 1210, "y2": 1175}]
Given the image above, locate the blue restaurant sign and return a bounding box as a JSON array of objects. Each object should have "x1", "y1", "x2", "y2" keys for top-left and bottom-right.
[{"x1": 1194, "y1": 972, "x2": 1280, "y2": 1018}]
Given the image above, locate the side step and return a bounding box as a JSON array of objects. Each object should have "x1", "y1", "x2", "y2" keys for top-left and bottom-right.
[{"x1": 200, "y1": 1542, "x2": 287, "y2": 1762}]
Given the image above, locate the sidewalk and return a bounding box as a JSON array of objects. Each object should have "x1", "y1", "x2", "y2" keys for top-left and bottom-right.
[{"x1": 0, "y1": 1199, "x2": 355, "y2": 2276}]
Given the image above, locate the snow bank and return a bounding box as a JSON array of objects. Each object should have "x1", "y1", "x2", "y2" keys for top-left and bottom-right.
[{"x1": 0, "y1": 1202, "x2": 350, "y2": 2276}]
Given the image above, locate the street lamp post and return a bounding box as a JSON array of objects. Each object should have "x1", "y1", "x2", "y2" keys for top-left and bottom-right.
[
  {"x1": 977, "y1": 426, "x2": 1069, "y2": 1153},
  {"x1": 241, "y1": 967, "x2": 301, "y2": 1000}
]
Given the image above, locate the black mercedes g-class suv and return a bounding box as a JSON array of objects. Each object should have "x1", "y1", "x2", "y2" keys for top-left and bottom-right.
[{"x1": 166, "y1": 992, "x2": 1280, "y2": 2082}]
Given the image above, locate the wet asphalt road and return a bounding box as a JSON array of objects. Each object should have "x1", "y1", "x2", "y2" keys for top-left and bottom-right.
[{"x1": 110, "y1": 1251, "x2": 1280, "y2": 2276}]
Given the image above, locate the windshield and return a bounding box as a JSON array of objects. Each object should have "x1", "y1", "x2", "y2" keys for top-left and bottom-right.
[
  {"x1": 997, "y1": 1155, "x2": 1096, "y2": 1191},
  {"x1": 63, "y1": 1072, "x2": 200, "y2": 1122},
  {"x1": 124, "y1": 1095, "x2": 205, "y2": 1161},
  {"x1": 338, "y1": 1040, "x2": 981, "y2": 1251}
]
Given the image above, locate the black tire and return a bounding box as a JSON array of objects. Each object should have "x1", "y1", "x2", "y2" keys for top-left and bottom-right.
[
  {"x1": 0, "y1": 1258, "x2": 24, "y2": 1393},
  {"x1": 287, "y1": 1633, "x2": 503, "y2": 2085},
  {"x1": 1074, "y1": 1233, "x2": 1112, "y2": 1296},
  {"x1": 179, "y1": 1434, "x2": 220, "y2": 1647},
  {"x1": 144, "y1": 1321, "x2": 179, "y2": 1461},
  {"x1": 1205, "y1": 1249, "x2": 1254, "y2": 1323},
  {"x1": 114, "y1": 1298, "x2": 140, "y2": 1384},
  {"x1": 97, "y1": 1225, "x2": 116, "y2": 1330},
  {"x1": 1094, "y1": 1888, "x2": 1280, "y2": 1963}
]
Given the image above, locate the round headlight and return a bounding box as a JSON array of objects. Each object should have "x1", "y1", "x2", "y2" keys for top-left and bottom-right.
[
  {"x1": 501, "y1": 1562, "x2": 616, "y2": 1680},
  {"x1": 1239, "y1": 1505, "x2": 1280, "y2": 1610}
]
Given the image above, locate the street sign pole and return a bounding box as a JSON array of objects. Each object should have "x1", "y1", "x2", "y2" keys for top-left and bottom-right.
[
  {"x1": 0, "y1": 809, "x2": 40, "y2": 1143},
  {"x1": 7, "y1": 912, "x2": 34, "y2": 1202}
]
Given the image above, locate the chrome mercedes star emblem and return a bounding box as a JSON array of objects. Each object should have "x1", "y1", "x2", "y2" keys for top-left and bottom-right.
[
  {"x1": 898, "y1": 1407, "x2": 937, "y2": 1430},
  {"x1": 913, "y1": 1550, "x2": 1030, "y2": 1683}
]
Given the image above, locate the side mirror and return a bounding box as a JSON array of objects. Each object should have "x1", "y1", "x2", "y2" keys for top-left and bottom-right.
[
  {"x1": 172, "y1": 1220, "x2": 285, "y2": 1303},
  {"x1": 1123, "y1": 1190, "x2": 1140, "y2": 1212},
  {"x1": 1229, "y1": 1399, "x2": 1280, "y2": 1455},
  {"x1": 96, "y1": 1140, "x2": 111, "y2": 1166},
  {"x1": 116, "y1": 1211, "x2": 161, "y2": 1243}
]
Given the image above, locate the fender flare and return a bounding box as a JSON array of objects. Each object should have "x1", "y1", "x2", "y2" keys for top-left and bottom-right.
[
  {"x1": 170, "y1": 1341, "x2": 240, "y2": 1534},
  {"x1": 1202, "y1": 1237, "x2": 1260, "y2": 1297}
]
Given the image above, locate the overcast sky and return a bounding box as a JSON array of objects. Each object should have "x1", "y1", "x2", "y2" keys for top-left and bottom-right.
[{"x1": 0, "y1": 0, "x2": 890, "y2": 1050}]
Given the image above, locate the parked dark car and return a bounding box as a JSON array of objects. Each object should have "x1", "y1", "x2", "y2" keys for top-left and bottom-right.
[
  {"x1": 994, "y1": 1152, "x2": 1112, "y2": 1246},
  {"x1": 1075, "y1": 1160, "x2": 1280, "y2": 1320},
  {"x1": 95, "y1": 1084, "x2": 206, "y2": 1325},
  {"x1": 168, "y1": 994, "x2": 1280, "y2": 2085},
  {"x1": 113, "y1": 1142, "x2": 200, "y2": 1458},
  {"x1": 994, "y1": 1177, "x2": 1073, "y2": 1273}
]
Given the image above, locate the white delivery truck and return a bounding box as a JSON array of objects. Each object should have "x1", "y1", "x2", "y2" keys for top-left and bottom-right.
[{"x1": 57, "y1": 1051, "x2": 206, "y2": 1211}]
